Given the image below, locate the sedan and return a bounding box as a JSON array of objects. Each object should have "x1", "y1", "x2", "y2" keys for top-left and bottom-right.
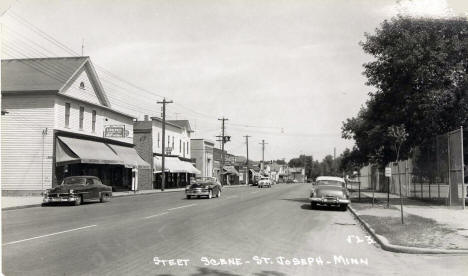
[
  {"x1": 258, "y1": 178, "x2": 272, "y2": 188},
  {"x1": 43, "y1": 176, "x2": 112, "y2": 206},
  {"x1": 309, "y1": 185, "x2": 350, "y2": 211},
  {"x1": 186, "y1": 177, "x2": 222, "y2": 199}
]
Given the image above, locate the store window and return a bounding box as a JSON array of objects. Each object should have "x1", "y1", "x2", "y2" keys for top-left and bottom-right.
[
  {"x1": 65, "y1": 103, "x2": 70, "y2": 127},
  {"x1": 92, "y1": 110, "x2": 96, "y2": 132},
  {"x1": 79, "y1": 106, "x2": 84, "y2": 130}
]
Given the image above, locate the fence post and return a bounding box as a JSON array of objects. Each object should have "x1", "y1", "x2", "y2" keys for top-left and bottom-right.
[{"x1": 461, "y1": 126, "x2": 465, "y2": 210}]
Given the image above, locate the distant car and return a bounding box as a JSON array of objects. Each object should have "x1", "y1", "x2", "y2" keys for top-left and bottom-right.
[
  {"x1": 309, "y1": 185, "x2": 350, "y2": 211},
  {"x1": 258, "y1": 177, "x2": 272, "y2": 188},
  {"x1": 186, "y1": 177, "x2": 222, "y2": 199},
  {"x1": 292, "y1": 179, "x2": 299, "y2": 183},
  {"x1": 43, "y1": 176, "x2": 112, "y2": 206}
]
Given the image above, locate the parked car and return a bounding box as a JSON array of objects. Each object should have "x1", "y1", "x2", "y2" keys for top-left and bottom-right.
[
  {"x1": 43, "y1": 176, "x2": 112, "y2": 206},
  {"x1": 186, "y1": 177, "x2": 222, "y2": 199},
  {"x1": 313, "y1": 176, "x2": 349, "y2": 197},
  {"x1": 309, "y1": 185, "x2": 350, "y2": 211},
  {"x1": 258, "y1": 177, "x2": 272, "y2": 188}
]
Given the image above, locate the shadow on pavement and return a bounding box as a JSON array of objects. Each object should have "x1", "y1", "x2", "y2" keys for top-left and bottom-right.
[
  {"x1": 280, "y1": 198, "x2": 310, "y2": 203},
  {"x1": 349, "y1": 195, "x2": 448, "y2": 207},
  {"x1": 253, "y1": 271, "x2": 287, "y2": 276},
  {"x1": 300, "y1": 203, "x2": 345, "y2": 212},
  {"x1": 189, "y1": 267, "x2": 242, "y2": 276}
]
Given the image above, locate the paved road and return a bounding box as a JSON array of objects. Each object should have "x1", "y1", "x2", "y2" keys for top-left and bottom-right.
[{"x1": 3, "y1": 184, "x2": 468, "y2": 276}]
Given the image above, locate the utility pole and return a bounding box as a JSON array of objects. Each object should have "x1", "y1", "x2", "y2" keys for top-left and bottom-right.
[
  {"x1": 157, "y1": 98, "x2": 173, "y2": 191},
  {"x1": 217, "y1": 117, "x2": 229, "y2": 185},
  {"x1": 259, "y1": 139, "x2": 268, "y2": 170},
  {"x1": 244, "y1": 135, "x2": 250, "y2": 185}
]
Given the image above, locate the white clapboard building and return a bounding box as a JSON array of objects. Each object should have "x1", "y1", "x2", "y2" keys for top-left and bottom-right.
[{"x1": 1, "y1": 57, "x2": 151, "y2": 195}]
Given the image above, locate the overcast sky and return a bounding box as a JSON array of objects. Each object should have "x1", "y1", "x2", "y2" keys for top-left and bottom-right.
[{"x1": 1, "y1": 0, "x2": 467, "y2": 162}]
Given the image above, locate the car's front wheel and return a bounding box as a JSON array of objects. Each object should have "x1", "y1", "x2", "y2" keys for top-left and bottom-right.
[
  {"x1": 217, "y1": 190, "x2": 221, "y2": 198},
  {"x1": 310, "y1": 202, "x2": 317, "y2": 209},
  {"x1": 74, "y1": 195, "x2": 82, "y2": 206},
  {"x1": 340, "y1": 204, "x2": 348, "y2": 211},
  {"x1": 208, "y1": 190, "x2": 213, "y2": 199},
  {"x1": 186, "y1": 195, "x2": 191, "y2": 199}
]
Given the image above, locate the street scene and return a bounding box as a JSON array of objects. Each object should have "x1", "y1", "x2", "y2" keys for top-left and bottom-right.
[{"x1": 2, "y1": 0, "x2": 468, "y2": 275}]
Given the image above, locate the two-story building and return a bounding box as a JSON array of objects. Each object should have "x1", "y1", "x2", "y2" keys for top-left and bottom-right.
[
  {"x1": 1, "y1": 57, "x2": 151, "y2": 195},
  {"x1": 190, "y1": 138, "x2": 214, "y2": 178},
  {"x1": 134, "y1": 117, "x2": 199, "y2": 189}
]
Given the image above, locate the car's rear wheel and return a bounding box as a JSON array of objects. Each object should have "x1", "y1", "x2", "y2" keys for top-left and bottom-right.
[
  {"x1": 186, "y1": 195, "x2": 191, "y2": 199},
  {"x1": 310, "y1": 202, "x2": 317, "y2": 209},
  {"x1": 100, "y1": 193, "x2": 110, "y2": 203},
  {"x1": 74, "y1": 195, "x2": 82, "y2": 206},
  {"x1": 208, "y1": 190, "x2": 213, "y2": 199}
]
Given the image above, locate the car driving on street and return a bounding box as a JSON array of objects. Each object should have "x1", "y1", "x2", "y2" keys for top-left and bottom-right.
[
  {"x1": 258, "y1": 177, "x2": 272, "y2": 188},
  {"x1": 43, "y1": 176, "x2": 112, "y2": 206},
  {"x1": 185, "y1": 177, "x2": 222, "y2": 199}
]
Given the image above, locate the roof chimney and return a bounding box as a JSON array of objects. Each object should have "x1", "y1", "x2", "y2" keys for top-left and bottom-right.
[{"x1": 144, "y1": 115, "x2": 149, "y2": 121}]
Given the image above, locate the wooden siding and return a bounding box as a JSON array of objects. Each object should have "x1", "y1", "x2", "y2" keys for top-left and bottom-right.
[
  {"x1": 60, "y1": 67, "x2": 102, "y2": 105},
  {"x1": 151, "y1": 120, "x2": 191, "y2": 158},
  {"x1": 1, "y1": 94, "x2": 55, "y2": 191},
  {"x1": 55, "y1": 97, "x2": 134, "y2": 144}
]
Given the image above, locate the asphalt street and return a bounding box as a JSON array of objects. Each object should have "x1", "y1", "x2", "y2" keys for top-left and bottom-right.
[{"x1": 2, "y1": 183, "x2": 468, "y2": 276}]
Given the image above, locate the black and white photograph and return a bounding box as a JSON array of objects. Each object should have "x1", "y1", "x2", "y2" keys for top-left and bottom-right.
[{"x1": 1, "y1": 0, "x2": 468, "y2": 275}]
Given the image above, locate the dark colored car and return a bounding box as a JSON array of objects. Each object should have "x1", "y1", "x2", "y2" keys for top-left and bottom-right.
[
  {"x1": 185, "y1": 177, "x2": 222, "y2": 199},
  {"x1": 43, "y1": 176, "x2": 112, "y2": 206},
  {"x1": 309, "y1": 185, "x2": 350, "y2": 211}
]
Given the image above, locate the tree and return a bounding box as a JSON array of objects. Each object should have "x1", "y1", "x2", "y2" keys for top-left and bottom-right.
[{"x1": 342, "y1": 16, "x2": 468, "y2": 165}]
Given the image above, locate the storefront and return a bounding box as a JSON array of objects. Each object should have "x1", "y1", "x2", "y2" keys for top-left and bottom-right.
[
  {"x1": 222, "y1": 166, "x2": 240, "y2": 185},
  {"x1": 153, "y1": 155, "x2": 200, "y2": 189},
  {"x1": 55, "y1": 134, "x2": 150, "y2": 191}
]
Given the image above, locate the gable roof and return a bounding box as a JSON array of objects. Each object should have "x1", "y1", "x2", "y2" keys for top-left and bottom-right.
[
  {"x1": 1, "y1": 57, "x2": 111, "y2": 107},
  {"x1": 167, "y1": 120, "x2": 194, "y2": 132}
]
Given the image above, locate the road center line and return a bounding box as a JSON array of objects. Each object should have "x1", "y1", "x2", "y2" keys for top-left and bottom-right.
[
  {"x1": 3, "y1": 224, "x2": 97, "y2": 246},
  {"x1": 167, "y1": 204, "x2": 196, "y2": 211},
  {"x1": 144, "y1": 212, "x2": 169, "y2": 219}
]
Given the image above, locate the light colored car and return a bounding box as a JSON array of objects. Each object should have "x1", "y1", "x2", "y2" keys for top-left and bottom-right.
[
  {"x1": 258, "y1": 177, "x2": 272, "y2": 188},
  {"x1": 310, "y1": 176, "x2": 350, "y2": 211},
  {"x1": 309, "y1": 185, "x2": 349, "y2": 211}
]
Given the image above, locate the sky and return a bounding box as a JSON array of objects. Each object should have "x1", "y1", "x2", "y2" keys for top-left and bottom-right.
[{"x1": 1, "y1": 0, "x2": 467, "y2": 162}]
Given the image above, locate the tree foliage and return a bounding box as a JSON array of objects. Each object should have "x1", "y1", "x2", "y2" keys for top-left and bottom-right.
[{"x1": 342, "y1": 16, "x2": 468, "y2": 165}]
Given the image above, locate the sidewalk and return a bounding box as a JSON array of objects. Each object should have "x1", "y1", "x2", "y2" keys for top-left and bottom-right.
[
  {"x1": 2, "y1": 184, "x2": 249, "y2": 210},
  {"x1": 349, "y1": 190, "x2": 468, "y2": 253}
]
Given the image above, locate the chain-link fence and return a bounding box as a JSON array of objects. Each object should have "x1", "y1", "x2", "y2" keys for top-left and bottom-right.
[{"x1": 359, "y1": 127, "x2": 466, "y2": 207}]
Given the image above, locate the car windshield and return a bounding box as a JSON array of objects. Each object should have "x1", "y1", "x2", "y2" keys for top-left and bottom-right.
[
  {"x1": 316, "y1": 180, "x2": 344, "y2": 187},
  {"x1": 62, "y1": 177, "x2": 86, "y2": 185},
  {"x1": 189, "y1": 183, "x2": 210, "y2": 188}
]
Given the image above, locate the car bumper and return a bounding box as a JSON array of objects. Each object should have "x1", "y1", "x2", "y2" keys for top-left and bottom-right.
[
  {"x1": 309, "y1": 197, "x2": 350, "y2": 205},
  {"x1": 186, "y1": 191, "x2": 210, "y2": 196},
  {"x1": 43, "y1": 195, "x2": 79, "y2": 203}
]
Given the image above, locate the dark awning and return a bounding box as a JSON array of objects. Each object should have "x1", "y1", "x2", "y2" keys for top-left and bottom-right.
[
  {"x1": 222, "y1": 166, "x2": 240, "y2": 176},
  {"x1": 107, "y1": 144, "x2": 150, "y2": 169},
  {"x1": 56, "y1": 136, "x2": 123, "y2": 166}
]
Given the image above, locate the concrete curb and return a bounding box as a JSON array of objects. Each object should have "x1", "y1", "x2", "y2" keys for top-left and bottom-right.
[
  {"x1": 348, "y1": 205, "x2": 468, "y2": 255},
  {"x1": 2, "y1": 204, "x2": 43, "y2": 211},
  {"x1": 2, "y1": 185, "x2": 251, "y2": 211},
  {"x1": 2, "y1": 189, "x2": 186, "y2": 211},
  {"x1": 112, "y1": 189, "x2": 184, "y2": 198}
]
